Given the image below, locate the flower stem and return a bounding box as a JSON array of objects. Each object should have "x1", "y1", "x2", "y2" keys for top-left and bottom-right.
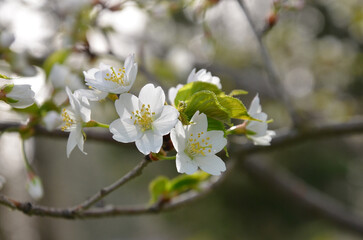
[
  {"x1": 21, "y1": 140, "x2": 35, "y2": 173},
  {"x1": 84, "y1": 120, "x2": 109, "y2": 129},
  {"x1": 151, "y1": 153, "x2": 176, "y2": 161}
]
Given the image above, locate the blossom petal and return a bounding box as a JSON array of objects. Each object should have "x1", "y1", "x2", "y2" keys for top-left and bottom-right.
[
  {"x1": 109, "y1": 119, "x2": 141, "y2": 143},
  {"x1": 168, "y1": 84, "x2": 183, "y2": 105},
  {"x1": 114, "y1": 93, "x2": 139, "y2": 118},
  {"x1": 176, "y1": 153, "x2": 198, "y2": 175},
  {"x1": 195, "y1": 155, "x2": 226, "y2": 175},
  {"x1": 188, "y1": 111, "x2": 207, "y2": 135},
  {"x1": 152, "y1": 105, "x2": 179, "y2": 135},
  {"x1": 67, "y1": 125, "x2": 85, "y2": 158},
  {"x1": 138, "y1": 84, "x2": 165, "y2": 116},
  {"x1": 248, "y1": 94, "x2": 262, "y2": 115},
  {"x1": 135, "y1": 131, "x2": 163, "y2": 155},
  {"x1": 203, "y1": 130, "x2": 227, "y2": 154},
  {"x1": 170, "y1": 121, "x2": 186, "y2": 152}
]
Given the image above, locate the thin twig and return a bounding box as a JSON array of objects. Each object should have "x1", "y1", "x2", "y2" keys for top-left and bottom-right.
[
  {"x1": 242, "y1": 156, "x2": 363, "y2": 235},
  {"x1": 236, "y1": 0, "x2": 301, "y2": 127},
  {"x1": 0, "y1": 159, "x2": 235, "y2": 219},
  {"x1": 71, "y1": 158, "x2": 151, "y2": 211}
]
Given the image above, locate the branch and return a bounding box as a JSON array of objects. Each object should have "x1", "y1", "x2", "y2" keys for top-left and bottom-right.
[
  {"x1": 71, "y1": 158, "x2": 151, "y2": 211},
  {"x1": 242, "y1": 156, "x2": 363, "y2": 235},
  {"x1": 236, "y1": 0, "x2": 301, "y2": 127},
  {"x1": 233, "y1": 117, "x2": 363, "y2": 155},
  {"x1": 0, "y1": 159, "x2": 235, "y2": 219}
]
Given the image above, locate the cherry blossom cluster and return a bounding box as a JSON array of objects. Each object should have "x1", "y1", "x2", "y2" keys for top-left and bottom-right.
[
  {"x1": 0, "y1": 53, "x2": 275, "y2": 199},
  {"x1": 53, "y1": 54, "x2": 274, "y2": 176}
]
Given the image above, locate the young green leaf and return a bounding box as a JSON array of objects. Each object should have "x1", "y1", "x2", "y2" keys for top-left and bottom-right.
[
  {"x1": 217, "y1": 95, "x2": 258, "y2": 121},
  {"x1": 149, "y1": 176, "x2": 169, "y2": 204},
  {"x1": 184, "y1": 90, "x2": 230, "y2": 124},
  {"x1": 174, "y1": 81, "x2": 222, "y2": 106}
]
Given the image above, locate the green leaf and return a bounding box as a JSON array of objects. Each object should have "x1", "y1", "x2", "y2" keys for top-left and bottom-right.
[
  {"x1": 207, "y1": 117, "x2": 225, "y2": 131},
  {"x1": 174, "y1": 81, "x2": 222, "y2": 106},
  {"x1": 217, "y1": 95, "x2": 257, "y2": 121},
  {"x1": 169, "y1": 172, "x2": 210, "y2": 194},
  {"x1": 149, "y1": 176, "x2": 169, "y2": 204},
  {"x1": 184, "y1": 90, "x2": 230, "y2": 124},
  {"x1": 43, "y1": 49, "x2": 71, "y2": 76},
  {"x1": 228, "y1": 89, "x2": 248, "y2": 96},
  {"x1": 0, "y1": 73, "x2": 12, "y2": 80}
]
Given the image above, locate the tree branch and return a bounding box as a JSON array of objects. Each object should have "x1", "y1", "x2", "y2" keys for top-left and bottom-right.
[
  {"x1": 0, "y1": 159, "x2": 235, "y2": 219},
  {"x1": 236, "y1": 0, "x2": 301, "y2": 127},
  {"x1": 71, "y1": 158, "x2": 151, "y2": 211},
  {"x1": 242, "y1": 156, "x2": 363, "y2": 235}
]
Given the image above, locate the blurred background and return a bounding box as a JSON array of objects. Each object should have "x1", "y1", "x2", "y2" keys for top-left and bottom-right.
[{"x1": 0, "y1": 0, "x2": 363, "y2": 239}]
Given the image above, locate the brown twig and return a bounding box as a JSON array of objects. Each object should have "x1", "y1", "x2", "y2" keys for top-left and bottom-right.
[{"x1": 236, "y1": 0, "x2": 301, "y2": 127}]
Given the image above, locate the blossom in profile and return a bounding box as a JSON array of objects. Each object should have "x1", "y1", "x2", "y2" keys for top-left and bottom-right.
[
  {"x1": 0, "y1": 82, "x2": 35, "y2": 108},
  {"x1": 187, "y1": 68, "x2": 222, "y2": 89},
  {"x1": 168, "y1": 68, "x2": 221, "y2": 105},
  {"x1": 170, "y1": 111, "x2": 227, "y2": 175},
  {"x1": 26, "y1": 173, "x2": 43, "y2": 200},
  {"x1": 246, "y1": 94, "x2": 275, "y2": 146},
  {"x1": 61, "y1": 87, "x2": 91, "y2": 157},
  {"x1": 109, "y1": 83, "x2": 179, "y2": 155},
  {"x1": 83, "y1": 54, "x2": 138, "y2": 94}
]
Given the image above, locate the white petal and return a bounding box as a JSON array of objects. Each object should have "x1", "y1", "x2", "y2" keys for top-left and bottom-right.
[
  {"x1": 153, "y1": 105, "x2": 179, "y2": 135},
  {"x1": 188, "y1": 111, "x2": 208, "y2": 135},
  {"x1": 135, "y1": 130, "x2": 163, "y2": 155},
  {"x1": 248, "y1": 94, "x2": 262, "y2": 115},
  {"x1": 127, "y1": 63, "x2": 137, "y2": 87},
  {"x1": 170, "y1": 121, "x2": 186, "y2": 152},
  {"x1": 176, "y1": 153, "x2": 198, "y2": 175},
  {"x1": 203, "y1": 130, "x2": 227, "y2": 154},
  {"x1": 75, "y1": 89, "x2": 108, "y2": 101},
  {"x1": 138, "y1": 84, "x2": 165, "y2": 116},
  {"x1": 187, "y1": 68, "x2": 196, "y2": 83},
  {"x1": 114, "y1": 93, "x2": 139, "y2": 117},
  {"x1": 67, "y1": 126, "x2": 85, "y2": 158},
  {"x1": 168, "y1": 84, "x2": 183, "y2": 105},
  {"x1": 7, "y1": 84, "x2": 35, "y2": 108},
  {"x1": 195, "y1": 155, "x2": 226, "y2": 175},
  {"x1": 109, "y1": 119, "x2": 141, "y2": 143}
]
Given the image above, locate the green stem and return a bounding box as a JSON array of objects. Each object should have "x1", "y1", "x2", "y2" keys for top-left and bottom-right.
[
  {"x1": 21, "y1": 139, "x2": 35, "y2": 173},
  {"x1": 153, "y1": 153, "x2": 176, "y2": 161},
  {"x1": 84, "y1": 120, "x2": 109, "y2": 129}
]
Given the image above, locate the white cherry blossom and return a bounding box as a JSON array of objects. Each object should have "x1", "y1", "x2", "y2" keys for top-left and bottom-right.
[
  {"x1": 0, "y1": 82, "x2": 35, "y2": 108},
  {"x1": 187, "y1": 68, "x2": 222, "y2": 89},
  {"x1": 246, "y1": 94, "x2": 275, "y2": 146},
  {"x1": 26, "y1": 174, "x2": 43, "y2": 200},
  {"x1": 62, "y1": 87, "x2": 91, "y2": 157},
  {"x1": 170, "y1": 111, "x2": 227, "y2": 175},
  {"x1": 109, "y1": 83, "x2": 179, "y2": 155},
  {"x1": 168, "y1": 68, "x2": 221, "y2": 105},
  {"x1": 83, "y1": 54, "x2": 138, "y2": 94}
]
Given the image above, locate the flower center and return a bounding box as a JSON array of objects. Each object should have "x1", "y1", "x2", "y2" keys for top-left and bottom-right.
[
  {"x1": 130, "y1": 104, "x2": 155, "y2": 132},
  {"x1": 61, "y1": 109, "x2": 75, "y2": 131},
  {"x1": 104, "y1": 67, "x2": 129, "y2": 86},
  {"x1": 185, "y1": 132, "x2": 212, "y2": 158}
]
